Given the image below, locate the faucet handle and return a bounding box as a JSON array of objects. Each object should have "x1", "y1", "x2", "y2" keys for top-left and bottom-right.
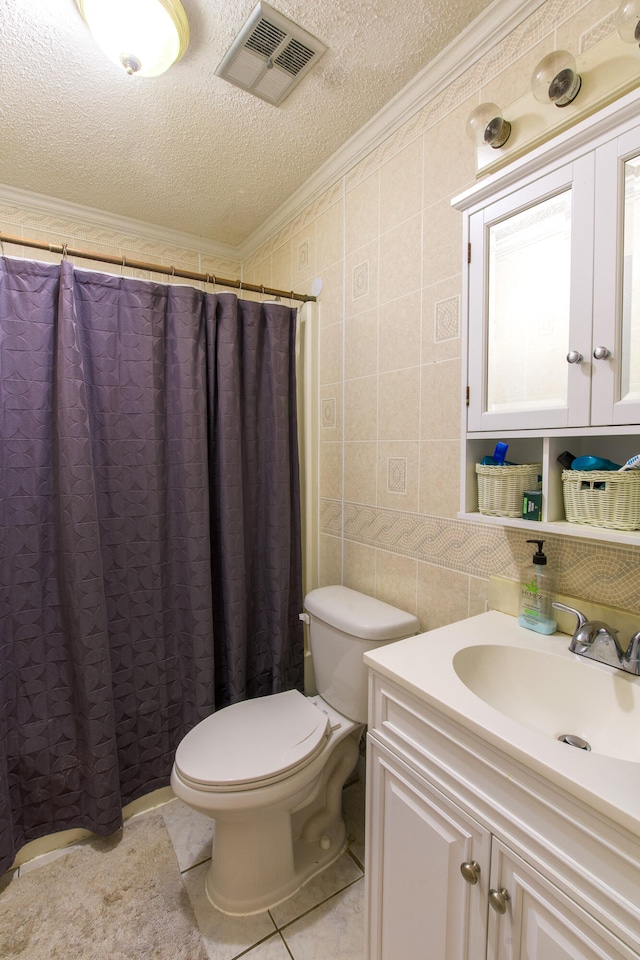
[
  {"x1": 551, "y1": 603, "x2": 620, "y2": 660},
  {"x1": 551, "y1": 602, "x2": 588, "y2": 630}
]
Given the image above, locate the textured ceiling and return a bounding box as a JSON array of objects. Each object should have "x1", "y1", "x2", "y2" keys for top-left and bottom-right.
[{"x1": 2, "y1": 0, "x2": 496, "y2": 247}]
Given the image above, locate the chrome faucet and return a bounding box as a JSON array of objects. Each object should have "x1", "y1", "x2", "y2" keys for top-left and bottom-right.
[{"x1": 552, "y1": 602, "x2": 640, "y2": 676}]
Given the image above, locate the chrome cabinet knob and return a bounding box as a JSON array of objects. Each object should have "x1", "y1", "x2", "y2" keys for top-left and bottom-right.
[
  {"x1": 593, "y1": 345, "x2": 611, "y2": 360},
  {"x1": 566, "y1": 350, "x2": 583, "y2": 364},
  {"x1": 489, "y1": 887, "x2": 511, "y2": 915},
  {"x1": 460, "y1": 860, "x2": 481, "y2": 885}
]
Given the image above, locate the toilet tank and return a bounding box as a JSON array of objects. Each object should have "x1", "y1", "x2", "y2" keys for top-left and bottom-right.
[{"x1": 304, "y1": 586, "x2": 419, "y2": 723}]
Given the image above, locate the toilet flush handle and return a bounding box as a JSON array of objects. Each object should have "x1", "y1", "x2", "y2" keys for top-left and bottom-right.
[{"x1": 299, "y1": 613, "x2": 310, "y2": 624}]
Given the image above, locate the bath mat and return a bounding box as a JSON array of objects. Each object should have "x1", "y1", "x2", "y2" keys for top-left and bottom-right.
[{"x1": 0, "y1": 813, "x2": 209, "y2": 960}]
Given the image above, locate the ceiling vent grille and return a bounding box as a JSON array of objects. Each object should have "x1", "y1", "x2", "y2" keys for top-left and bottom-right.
[{"x1": 216, "y1": 1, "x2": 327, "y2": 106}]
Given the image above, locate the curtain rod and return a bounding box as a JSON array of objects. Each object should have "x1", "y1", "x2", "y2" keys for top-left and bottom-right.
[{"x1": 0, "y1": 231, "x2": 317, "y2": 304}]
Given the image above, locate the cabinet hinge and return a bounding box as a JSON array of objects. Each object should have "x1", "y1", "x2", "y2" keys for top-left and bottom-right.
[
  {"x1": 466, "y1": 386, "x2": 470, "y2": 406},
  {"x1": 467, "y1": 242, "x2": 471, "y2": 264}
]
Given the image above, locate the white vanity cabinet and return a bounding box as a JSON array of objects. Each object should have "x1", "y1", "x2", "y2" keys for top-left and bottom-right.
[
  {"x1": 364, "y1": 667, "x2": 640, "y2": 960},
  {"x1": 453, "y1": 88, "x2": 640, "y2": 544}
]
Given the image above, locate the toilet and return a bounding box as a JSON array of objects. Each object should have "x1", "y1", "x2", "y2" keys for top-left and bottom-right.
[{"x1": 170, "y1": 585, "x2": 419, "y2": 915}]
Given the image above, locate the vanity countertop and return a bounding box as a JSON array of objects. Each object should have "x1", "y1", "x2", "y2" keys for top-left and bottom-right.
[{"x1": 364, "y1": 610, "x2": 640, "y2": 838}]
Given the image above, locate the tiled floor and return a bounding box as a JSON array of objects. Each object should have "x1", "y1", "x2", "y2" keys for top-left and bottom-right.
[
  {"x1": 9, "y1": 779, "x2": 367, "y2": 960},
  {"x1": 164, "y1": 777, "x2": 366, "y2": 960}
]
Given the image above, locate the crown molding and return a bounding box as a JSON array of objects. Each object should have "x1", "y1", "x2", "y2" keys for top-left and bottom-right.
[
  {"x1": 238, "y1": 0, "x2": 547, "y2": 260},
  {"x1": 0, "y1": 182, "x2": 240, "y2": 263}
]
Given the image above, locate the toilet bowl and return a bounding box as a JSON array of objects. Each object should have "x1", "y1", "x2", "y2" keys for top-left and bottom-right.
[{"x1": 170, "y1": 586, "x2": 419, "y2": 915}]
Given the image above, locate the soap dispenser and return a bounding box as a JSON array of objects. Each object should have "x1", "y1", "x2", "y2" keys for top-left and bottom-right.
[{"x1": 517, "y1": 539, "x2": 557, "y2": 635}]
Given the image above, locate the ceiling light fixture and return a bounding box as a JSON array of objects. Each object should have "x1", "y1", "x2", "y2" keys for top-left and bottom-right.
[
  {"x1": 531, "y1": 51, "x2": 582, "y2": 107},
  {"x1": 75, "y1": 0, "x2": 189, "y2": 77}
]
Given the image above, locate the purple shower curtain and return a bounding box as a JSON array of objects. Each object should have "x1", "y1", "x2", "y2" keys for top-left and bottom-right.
[{"x1": 0, "y1": 258, "x2": 303, "y2": 874}]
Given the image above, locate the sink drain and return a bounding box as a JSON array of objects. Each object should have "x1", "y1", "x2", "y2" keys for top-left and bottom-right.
[{"x1": 557, "y1": 733, "x2": 591, "y2": 751}]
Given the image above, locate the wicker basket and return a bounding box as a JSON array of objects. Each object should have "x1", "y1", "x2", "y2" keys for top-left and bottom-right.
[
  {"x1": 562, "y1": 469, "x2": 640, "y2": 530},
  {"x1": 476, "y1": 463, "x2": 542, "y2": 518}
]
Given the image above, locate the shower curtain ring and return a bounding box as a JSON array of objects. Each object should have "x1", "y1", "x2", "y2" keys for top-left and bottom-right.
[
  {"x1": 61, "y1": 243, "x2": 68, "y2": 261},
  {"x1": 121, "y1": 256, "x2": 126, "y2": 276},
  {"x1": 0, "y1": 236, "x2": 5, "y2": 259},
  {"x1": 261, "y1": 285, "x2": 265, "y2": 300}
]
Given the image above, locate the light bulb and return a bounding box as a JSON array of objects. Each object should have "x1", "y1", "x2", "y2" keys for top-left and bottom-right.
[
  {"x1": 617, "y1": 0, "x2": 640, "y2": 44},
  {"x1": 531, "y1": 51, "x2": 581, "y2": 107},
  {"x1": 466, "y1": 103, "x2": 511, "y2": 149}
]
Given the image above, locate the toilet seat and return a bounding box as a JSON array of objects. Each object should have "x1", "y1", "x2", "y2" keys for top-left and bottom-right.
[{"x1": 173, "y1": 690, "x2": 330, "y2": 792}]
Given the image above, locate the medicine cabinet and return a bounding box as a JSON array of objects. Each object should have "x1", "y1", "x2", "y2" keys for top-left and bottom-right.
[{"x1": 453, "y1": 87, "x2": 640, "y2": 545}]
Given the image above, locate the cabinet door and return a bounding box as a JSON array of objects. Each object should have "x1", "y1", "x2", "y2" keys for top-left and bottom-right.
[
  {"x1": 487, "y1": 840, "x2": 637, "y2": 960},
  {"x1": 592, "y1": 123, "x2": 640, "y2": 425},
  {"x1": 467, "y1": 156, "x2": 595, "y2": 432},
  {"x1": 366, "y1": 739, "x2": 490, "y2": 960}
]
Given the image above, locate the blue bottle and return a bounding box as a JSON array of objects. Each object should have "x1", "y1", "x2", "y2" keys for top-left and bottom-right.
[{"x1": 517, "y1": 540, "x2": 557, "y2": 635}]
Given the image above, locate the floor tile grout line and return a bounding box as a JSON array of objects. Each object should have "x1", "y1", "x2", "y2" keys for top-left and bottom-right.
[
  {"x1": 279, "y1": 930, "x2": 296, "y2": 959},
  {"x1": 276, "y1": 873, "x2": 365, "y2": 934},
  {"x1": 180, "y1": 854, "x2": 212, "y2": 876},
  {"x1": 347, "y1": 846, "x2": 364, "y2": 872},
  {"x1": 227, "y1": 929, "x2": 283, "y2": 960}
]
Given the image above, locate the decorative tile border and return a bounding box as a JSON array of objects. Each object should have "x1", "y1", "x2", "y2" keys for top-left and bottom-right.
[
  {"x1": 0, "y1": 202, "x2": 241, "y2": 278},
  {"x1": 320, "y1": 498, "x2": 640, "y2": 610},
  {"x1": 580, "y1": 10, "x2": 617, "y2": 52},
  {"x1": 320, "y1": 498, "x2": 343, "y2": 536}
]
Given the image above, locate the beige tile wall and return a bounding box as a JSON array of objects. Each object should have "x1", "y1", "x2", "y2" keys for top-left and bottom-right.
[{"x1": 244, "y1": 0, "x2": 640, "y2": 628}]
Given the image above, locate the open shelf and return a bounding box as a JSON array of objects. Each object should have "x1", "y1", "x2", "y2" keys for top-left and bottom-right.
[{"x1": 462, "y1": 431, "x2": 640, "y2": 546}]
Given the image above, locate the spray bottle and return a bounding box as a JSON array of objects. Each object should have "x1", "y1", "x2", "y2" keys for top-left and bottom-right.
[{"x1": 517, "y1": 539, "x2": 557, "y2": 635}]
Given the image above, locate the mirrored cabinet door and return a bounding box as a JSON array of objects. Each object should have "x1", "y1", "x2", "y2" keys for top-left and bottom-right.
[
  {"x1": 568, "y1": 128, "x2": 640, "y2": 426},
  {"x1": 486, "y1": 189, "x2": 571, "y2": 416},
  {"x1": 621, "y1": 155, "x2": 640, "y2": 404},
  {"x1": 467, "y1": 159, "x2": 594, "y2": 432},
  {"x1": 592, "y1": 125, "x2": 640, "y2": 426}
]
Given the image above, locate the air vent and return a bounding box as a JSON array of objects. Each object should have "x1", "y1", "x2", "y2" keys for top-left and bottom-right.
[{"x1": 216, "y1": 1, "x2": 327, "y2": 106}]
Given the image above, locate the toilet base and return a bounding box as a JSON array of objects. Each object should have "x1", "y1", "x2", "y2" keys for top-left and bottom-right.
[
  {"x1": 204, "y1": 731, "x2": 360, "y2": 915},
  {"x1": 205, "y1": 816, "x2": 347, "y2": 915}
]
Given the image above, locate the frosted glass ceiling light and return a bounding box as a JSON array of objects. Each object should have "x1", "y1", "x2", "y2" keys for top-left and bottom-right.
[
  {"x1": 617, "y1": 0, "x2": 640, "y2": 45},
  {"x1": 466, "y1": 102, "x2": 511, "y2": 149},
  {"x1": 531, "y1": 51, "x2": 581, "y2": 107},
  {"x1": 75, "y1": 0, "x2": 190, "y2": 77}
]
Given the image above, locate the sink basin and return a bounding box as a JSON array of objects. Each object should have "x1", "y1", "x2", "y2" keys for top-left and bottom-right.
[{"x1": 452, "y1": 643, "x2": 640, "y2": 763}]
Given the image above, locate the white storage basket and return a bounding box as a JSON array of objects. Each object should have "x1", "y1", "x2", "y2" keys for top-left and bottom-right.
[
  {"x1": 562, "y1": 470, "x2": 640, "y2": 531},
  {"x1": 476, "y1": 463, "x2": 542, "y2": 518}
]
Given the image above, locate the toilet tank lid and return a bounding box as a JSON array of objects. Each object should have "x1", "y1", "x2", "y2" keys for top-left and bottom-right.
[{"x1": 304, "y1": 586, "x2": 419, "y2": 640}]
